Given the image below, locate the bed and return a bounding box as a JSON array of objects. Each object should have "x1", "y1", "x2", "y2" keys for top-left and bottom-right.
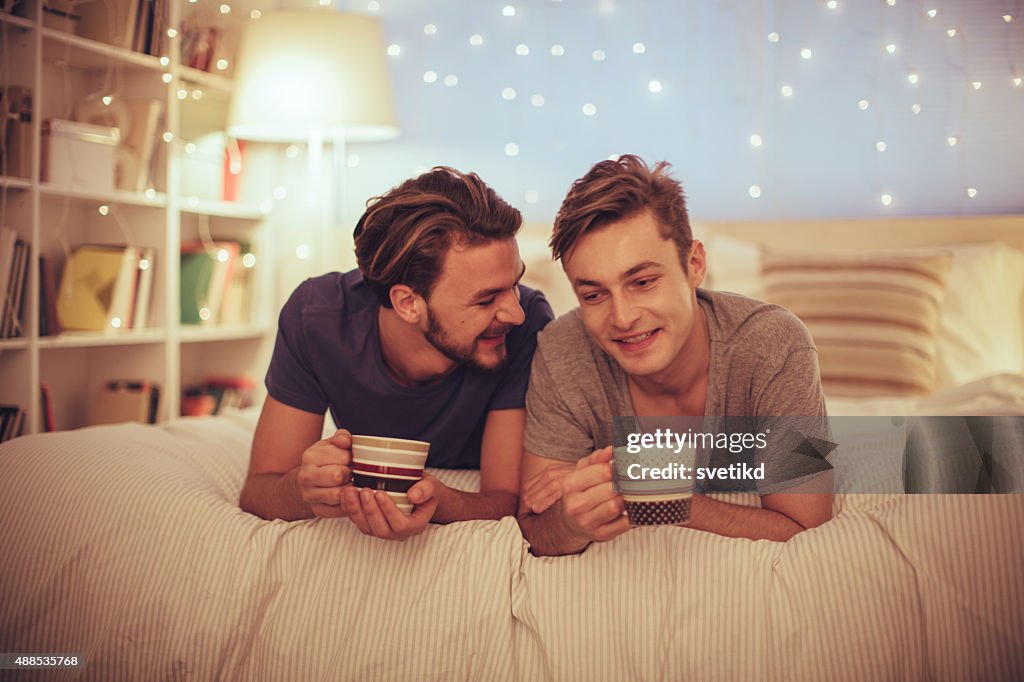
[{"x1": 2, "y1": 216, "x2": 1023, "y2": 680}]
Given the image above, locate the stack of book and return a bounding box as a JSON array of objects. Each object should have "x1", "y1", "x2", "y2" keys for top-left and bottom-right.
[
  {"x1": 56, "y1": 244, "x2": 155, "y2": 333},
  {"x1": 182, "y1": 376, "x2": 255, "y2": 417},
  {"x1": 0, "y1": 227, "x2": 29, "y2": 339},
  {"x1": 0, "y1": 404, "x2": 24, "y2": 442},
  {"x1": 180, "y1": 241, "x2": 254, "y2": 326}
]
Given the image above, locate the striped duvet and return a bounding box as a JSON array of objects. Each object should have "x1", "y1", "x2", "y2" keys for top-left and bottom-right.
[{"x1": 1, "y1": 409, "x2": 1021, "y2": 680}]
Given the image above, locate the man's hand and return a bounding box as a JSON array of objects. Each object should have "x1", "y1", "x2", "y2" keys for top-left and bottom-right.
[
  {"x1": 521, "y1": 462, "x2": 574, "y2": 514},
  {"x1": 296, "y1": 429, "x2": 353, "y2": 518},
  {"x1": 342, "y1": 474, "x2": 441, "y2": 541},
  {"x1": 559, "y1": 446, "x2": 631, "y2": 545}
]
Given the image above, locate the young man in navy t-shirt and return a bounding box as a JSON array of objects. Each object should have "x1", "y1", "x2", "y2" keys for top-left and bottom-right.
[{"x1": 240, "y1": 167, "x2": 553, "y2": 540}]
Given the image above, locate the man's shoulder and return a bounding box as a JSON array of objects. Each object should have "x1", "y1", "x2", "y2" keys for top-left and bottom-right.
[
  {"x1": 703, "y1": 289, "x2": 815, "y2": 353},
  {"x1": 536, "y1": 307, "x2": 589, "y2": 355},
  {"x1": 286, "y1": 270, "x2": 375, "y2": 317}
]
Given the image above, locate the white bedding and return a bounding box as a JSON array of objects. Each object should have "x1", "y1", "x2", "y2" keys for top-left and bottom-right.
[{"x1": 1, "y1": 401, "x2": 1022, "y2": 680}]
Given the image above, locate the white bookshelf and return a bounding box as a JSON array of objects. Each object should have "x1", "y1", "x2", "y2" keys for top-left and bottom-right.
[{"x1": 0, "y1": 0, "x2": 275, "y2": 435}]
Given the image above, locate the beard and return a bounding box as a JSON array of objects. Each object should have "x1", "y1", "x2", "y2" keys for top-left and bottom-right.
[{"x1": 425, "y1": 305, "x2": 511, "y2": 373}]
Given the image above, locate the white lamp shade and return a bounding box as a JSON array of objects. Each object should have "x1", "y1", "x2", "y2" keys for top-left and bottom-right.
[{"x1": 227, "y1": 10, "x2": 399, "y2": 142}]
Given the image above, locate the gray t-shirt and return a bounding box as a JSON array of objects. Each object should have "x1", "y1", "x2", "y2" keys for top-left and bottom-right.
[{"x1": 524, "y1": 289, "x2": 827, "y2": 464}]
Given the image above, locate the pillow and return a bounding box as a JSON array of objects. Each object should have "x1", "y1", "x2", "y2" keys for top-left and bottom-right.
[
  {"x1": 934, "y1": 243, "x2": 1024, "y2": 388},
  {"x1": 761, "y1": 250, "x2": 954, "y2": 397},
  {"x1": 701, "y1": 233, "x2": 764, "y2": 299}
]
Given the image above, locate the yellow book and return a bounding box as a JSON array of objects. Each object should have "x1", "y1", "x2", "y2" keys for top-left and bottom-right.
[{"x1": 57, "y1": 245, "x2": 138, "y2": 331}]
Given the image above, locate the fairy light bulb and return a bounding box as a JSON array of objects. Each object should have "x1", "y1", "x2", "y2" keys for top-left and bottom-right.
[
  {"x1": 515, "y1": 44, "x2": 529, "y2": 55},
  {"x1": 826, "y1": 0, "x2": 838, "y2": 9},
  {"x1": 858, "y1": 99, "x2": 870, "y2": 110},
  {"x1": 749, "y1": 185, "x2": 762, "y2": 198},
  {"x1": 633, "y1": 42, "x2": 646, "y2": 54},
  {"x1": 966, "y1": 188, "x2": 978, "y2": 198},
  {"x1": 907, "y1": 72, "x2": 919, "y2": 85},
  {"x1": 504, "y1": 142, "x2": 519, "y2": 157},
  {"x1": 387, "y1": 44, "x2": 401, "y2": 56},
  {"x1": 550, "y1": 44, "x2": 564, "y2": 56},
  {"x1": 911, "y1": 103, "x2": 922, "y2": 114},
  {"x1": 423, "y1": 23, "x2": 437, "y2": 35},
  {"x1": 502, "y1": 5, "x2": 515, "y2": 17},
  {"x1": 531, "y1": 94, "x2": 545, "y2": 106},
  {"x1": 885, "y1": 43, "x2": 896, "y2": 54},
  {"x1": 582, "y1": 103, "x2": 597, "y2": 116},
  {"x1": 444, "y1": 74, "x2": 458, "y2": 87},
  {"x1": 98, "y1": 205, "x2": 110, "y2": 215},
  {"x1": 947, "y1": 136, "x2": 959, "y2": 146},
  {"x1": 926, "y1": 8, "x2": 937, "y2": 18},
  {"x1": 875, "y1": 141, "x2": 887, "y2": 152},
  {"x1": 502, "y1": 87, "x2": 516, "y2": 100},
  {"x1": 1003, "y1": 15, "x2": 1013, "y2": 23},
  {"x1": 946, "y1": 28, "x2": 957, "y2": 37},
  {"x1": 1013, "y1": 77, "x2": 1022, "y2": 87},
  {"x1": 750, "y1": 134, "x2": 763, "y2": 147},
  {"x1": 767, "y1": 32, "x2": 780, "y2": 43},
  {"x1": 800, "y1": 48, "x2": 812, "y2": 59},
  {"x1": 971, "y1": 81, "x2": 982, "y2": 90},
  {"x1": 469, "y1": 34, "x2": 483, "y2": 46},
  {"x1": 648, "y1": 80, "x2": 662, "y2": 93},
  {"x1": 423, "y1": 71, "x2": 437, "y2": 83},
  {"x1": 592, "y1": 49, "x2": 606, "y2": 61},
  {"x1": 880, "y1": 193, "x2": 893, "y2": 206},
  {"x1": 780, "y1": 85, "x2": 793, "y2": 97}
]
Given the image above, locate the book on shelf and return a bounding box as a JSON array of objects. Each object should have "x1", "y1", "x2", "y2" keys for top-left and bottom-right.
[
  {"x1": 180, "y1": 241, "x2": 239, "y2": 326},
  {"x1": 38, "y1": 255, "x2": 63, "y2": 337},
  {"x1": 1, "y1": 85, "x2": 33, "y2": 179},
  {"x1": 0, "y1": 227, "x2": 17, "y2": 335},
  {"x1": 219, "y1": 243, "x2": 254, "y2": 325},
  {"x1": 0, "y1": 228, "x2": 29, "y2": 339},
  {"x1": 88, "y1": 379, "x2": 160, "y2": 426},
  {"x1": 182, "y1": 376, "x2": 254, "y2": 417},
  {"x1": 40, "y1": 382, "x2": 55, "y2": 433},
  {"x1": 0, "y1": 404, "x2": 25, "y2": 442},
  {"x1": 56, "y1": 244, "x2": 147, "y2": 332},
  {"x1": 132, "y1": 247, "x2": 155, "y2": 329},
  {"x1": 1, "y1": 238, "x2": 28, "y2": 338}
]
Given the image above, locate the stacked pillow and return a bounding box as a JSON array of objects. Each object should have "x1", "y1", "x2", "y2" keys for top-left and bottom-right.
[{"x1": 703, "y1": 234, "x2": 1024, "y2": 397}]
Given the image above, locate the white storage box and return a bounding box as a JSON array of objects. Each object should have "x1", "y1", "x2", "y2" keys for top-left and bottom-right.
[{"x1": 41, "y1": 119, "x2": 119, "y2": 193}]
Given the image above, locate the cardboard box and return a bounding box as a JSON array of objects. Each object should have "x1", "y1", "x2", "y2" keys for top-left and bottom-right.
[{"x1": 41, "y1": 119, "x2": 119, "y2": 192}]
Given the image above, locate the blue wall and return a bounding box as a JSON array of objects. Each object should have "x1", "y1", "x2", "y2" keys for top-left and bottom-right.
[{"x1": 341, "y1": 0, "x2": 1023, "y2": 221}]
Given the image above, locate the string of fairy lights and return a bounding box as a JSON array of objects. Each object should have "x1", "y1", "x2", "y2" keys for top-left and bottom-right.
[{"x1": 375, "y1": 0, "x2": 1021, "y2": 211}]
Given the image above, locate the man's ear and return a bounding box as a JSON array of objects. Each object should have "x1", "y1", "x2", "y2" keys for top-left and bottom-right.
[
  {"x1": 687, "y1": 240, "x2": 707, "y2": 289},
  {"x1": 389, "y1": 284, "x2": 425, "y2": 324}
]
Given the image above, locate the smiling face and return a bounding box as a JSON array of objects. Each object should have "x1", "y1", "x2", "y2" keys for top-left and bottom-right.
[
  {"x1": 563, "y1": 209, "x2": 706, "y2": 381},
  {"x1": 422, "y1": 238, "x2": 527, "y2": 372}
]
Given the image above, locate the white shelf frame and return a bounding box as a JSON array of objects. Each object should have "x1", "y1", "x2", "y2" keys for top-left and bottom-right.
[{"x1": 0, "y1": 0, "x2": 274, "y2": 435}]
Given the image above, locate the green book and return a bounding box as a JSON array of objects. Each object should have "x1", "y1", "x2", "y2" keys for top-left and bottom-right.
[{"x1": 180, "y1": 247, "x2": 215, "y2": 325}]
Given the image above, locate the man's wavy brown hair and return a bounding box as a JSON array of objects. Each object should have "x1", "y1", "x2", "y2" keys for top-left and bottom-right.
[
  {"x1": 353, "y1": 167, "x2": 522, "y2": 307},
  {"x1": 550, "y1": 154, "x2": 692, "y2": 271}
]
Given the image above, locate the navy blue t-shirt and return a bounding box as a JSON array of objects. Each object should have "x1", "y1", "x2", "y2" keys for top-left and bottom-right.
[{"x1": 265, "y1": 269, "x2": 553, "y2": 469}]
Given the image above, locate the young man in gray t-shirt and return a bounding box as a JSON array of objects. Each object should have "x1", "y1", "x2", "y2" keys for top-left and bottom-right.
[{"x1": 518, "y1": 155, "x2": 833, "y2": 556}]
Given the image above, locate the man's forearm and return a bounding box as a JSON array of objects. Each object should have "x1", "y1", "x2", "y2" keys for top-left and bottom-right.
[
  {"x1": 687, "y1": 494, "x2": 804, "y2": 542},
  {"x1": 432, "y1": 488, "x2": 518, "y2": 524},
  {"x1": 516, "y1": 502, "x2": 592, "y2": 557},
  {"x1": 239, "y1": 469, "x2": 314, "y2": 521}
]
